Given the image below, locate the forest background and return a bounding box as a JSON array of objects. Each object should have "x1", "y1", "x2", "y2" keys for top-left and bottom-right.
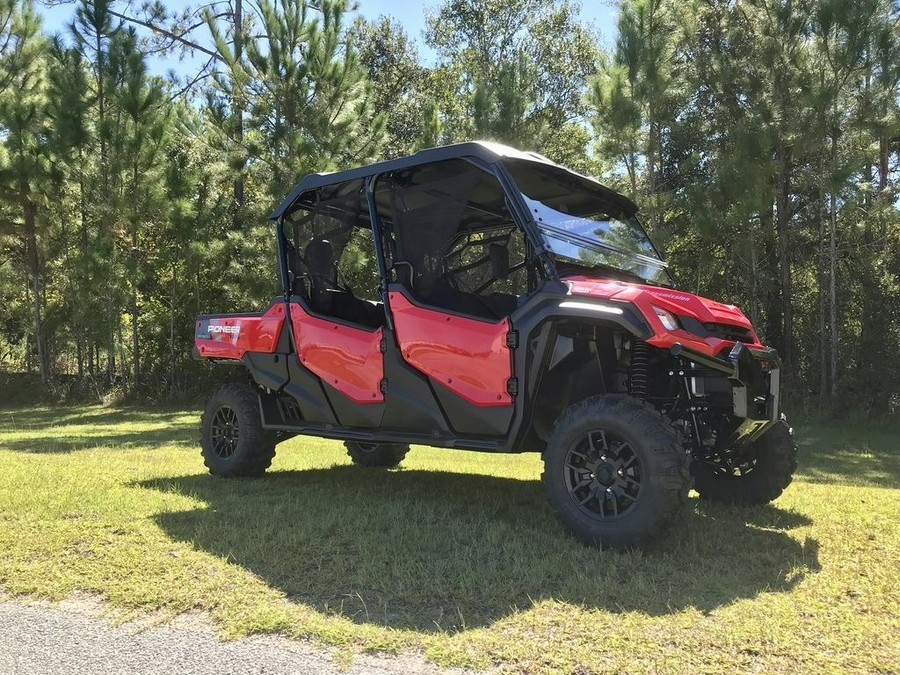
[{"x1": 0, "y1": 0, "x2": 898, "y2": 418}]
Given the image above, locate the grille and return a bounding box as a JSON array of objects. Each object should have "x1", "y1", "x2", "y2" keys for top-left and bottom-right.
[{"x1": 704, "y1": 322, "x2": 754, "y2": 343}]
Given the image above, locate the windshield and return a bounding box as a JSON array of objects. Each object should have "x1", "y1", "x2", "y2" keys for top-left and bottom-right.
[{"x1": 502, "y1": 158, "x2": 671, "y2": 285}]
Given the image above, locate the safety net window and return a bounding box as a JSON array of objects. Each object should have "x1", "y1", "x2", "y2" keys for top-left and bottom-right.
[
  {"x1": 283, "y1": 179, "x2": 384, "y2": 327},
  {"x1": 374, "y1": 158, "x2": 531, "y2": 319},
  {"x1": 443, "y1": 227, "x2": 527, "y2": 297}
]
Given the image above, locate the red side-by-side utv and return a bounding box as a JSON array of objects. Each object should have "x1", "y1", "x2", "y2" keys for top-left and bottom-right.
[{"x1": 195, "y1": 141, "x2": 797, "y2": 549}]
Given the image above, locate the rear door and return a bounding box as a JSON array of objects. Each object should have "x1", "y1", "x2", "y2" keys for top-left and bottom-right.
[
  {"x1": 289, "y1": 302, "x2": 384, "y2": 405},
  {"x1": 281, "y1": 180, "x2": 387, "y2": 428}
]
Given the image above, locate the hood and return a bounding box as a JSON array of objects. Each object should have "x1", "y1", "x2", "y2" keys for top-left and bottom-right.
[{"x1": 563, "y1": 275, "x2": 761, "y2": 346}]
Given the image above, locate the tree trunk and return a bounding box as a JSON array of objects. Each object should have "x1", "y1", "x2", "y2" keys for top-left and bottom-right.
[
  {"x1": 775, "y1": 146, "x2": 793, "y2": 369},
  {"x1": 22, "y1": 195, "x2": 49, "y2": 386},
  {"x1": 760, "y1": 207, "x2": 781, "y2": 347},
  {"x1": 232, "y1": 0, "x2": 244, "y2": 228},
  {"x1": 131, "y1": 288, "x2": 139, "y2": 386},
  {"x1": 116, "y1": 320, "x2": 126, "y2": 389},
  {"x1": 749, "y1": 224, "x2": 759, "y2": 328},
  {"x1": 829, "y1": 133, "x2": 838, "y2": 406},
  {"x1": 817, "y1": 161, "x2": 827, "y2": 408},
  {"x1": 77, "y1": 160, "x2": 88, "y2": 379},
  {"x1": 169, "y1": 264, "x2": 178, "y2": 396},
  {"x1": 131, "y1": 161, "x2": 140, "y2": 388},
  {"x1": 647, "y1": 118, "x2": 658, "y2": 230}
]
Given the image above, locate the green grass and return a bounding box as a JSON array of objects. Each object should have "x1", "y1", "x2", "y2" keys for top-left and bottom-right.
[{"x1": 1, "y1": 405, "x2": 898, "y2": 673}]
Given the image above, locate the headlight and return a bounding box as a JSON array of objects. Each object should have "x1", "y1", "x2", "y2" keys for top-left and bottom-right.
[{"x1": 653, "y1": 306, "x2": 679, "y2": 331}]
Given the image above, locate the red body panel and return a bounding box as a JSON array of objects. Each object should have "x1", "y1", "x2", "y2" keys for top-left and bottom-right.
[
  {"x1": 564, "y1": 275, "x2": 764, "y2": 357},
  {"x1": 388, "y1": 292, "x2": 512, "y2": 407},
  {"x1": 195, "y1": 303, "x2": 286, "y2": 359},
  {"x1": 289, "y1": 303, "x2": 384, "y2": 403}
]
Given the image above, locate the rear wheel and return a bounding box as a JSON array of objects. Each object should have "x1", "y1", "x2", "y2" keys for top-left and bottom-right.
[
  {"x1": 345, "y1": 441, "x2": 409, "y2": 468},
  {"x1": 691, "y1": 419, "x2": 797, "y2": 504},
  {"x1": 201, "y1": 383, "x2": 276, "y2": 477},
  {"x1": 542, "y1": 394, "x2": 690, "y2": 550}
]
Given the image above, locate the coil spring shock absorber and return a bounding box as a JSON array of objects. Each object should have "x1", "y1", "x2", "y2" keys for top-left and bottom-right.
[{"x1": 628, "y1": 340, "x2": 650, "y2": 400}]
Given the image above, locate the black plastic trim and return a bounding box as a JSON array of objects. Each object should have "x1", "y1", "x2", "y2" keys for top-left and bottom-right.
[
  {"x1": 288, "y1": 295, "x2": 384, "y2": 332},
  {"x1": 243, "y1": 353, "x2": 289, "y2": 392},
  {"x1": 497, "y1": 281, "x2": 654, "y2": 452}
]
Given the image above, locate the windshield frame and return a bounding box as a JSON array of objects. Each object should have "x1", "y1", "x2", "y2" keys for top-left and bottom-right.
[{"x1": 498, "y1": 158, "x2": 673, "y2": 286}]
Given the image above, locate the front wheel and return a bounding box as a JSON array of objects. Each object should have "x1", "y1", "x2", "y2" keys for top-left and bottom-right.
[
  {"x1": 542, "y1": 394, "x2": 690, "y2": 550},
  {"x1": 200, "y1": 383, "x2": 276, "y2": 477},
  {"x1": 345, "y1": 441, "x2": 409, "y2": 468},
  {"x1": 691, "y1": 419, "x2": 797, "y2": 505}
]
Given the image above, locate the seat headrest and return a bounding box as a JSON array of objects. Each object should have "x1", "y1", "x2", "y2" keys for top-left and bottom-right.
[
  {"x1": 489, "y1": 242, "x2": 510, "y2": 279},
  {"x1": 305, "y1": 239, "x2": 334, "y2": 277}
]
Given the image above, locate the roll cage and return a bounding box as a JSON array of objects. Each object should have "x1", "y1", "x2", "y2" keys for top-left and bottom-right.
[{"x1": 271, "y1": 141, "x2": 662, "y2": 307}]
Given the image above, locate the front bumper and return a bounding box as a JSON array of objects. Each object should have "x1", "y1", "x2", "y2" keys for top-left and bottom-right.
[
  {"x1": 679, "y1": 342, "x2": 781, "y2": 448},
  {"x1": 731, "y1": 343, "x2": 780, "y2": 422},
  {"x1": 678, "y1": 343, "x2": 780, "y2": 418}
]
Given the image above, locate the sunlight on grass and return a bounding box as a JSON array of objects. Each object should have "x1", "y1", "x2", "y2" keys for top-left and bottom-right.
[{"x1": 0, "y1": 405, "x2": 898, "y2": 673}]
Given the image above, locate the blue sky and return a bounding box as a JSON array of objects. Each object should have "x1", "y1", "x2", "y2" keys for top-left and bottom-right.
[{"x1": 37, "y1": 0, "x2": 619, "y2": 74}]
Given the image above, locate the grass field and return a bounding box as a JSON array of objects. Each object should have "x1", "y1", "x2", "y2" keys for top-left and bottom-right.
[{"x1": 0, "y1": 405, "x2": 898, "y2": 673}]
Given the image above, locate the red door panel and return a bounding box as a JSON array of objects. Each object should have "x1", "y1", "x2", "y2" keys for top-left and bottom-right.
[
  {"x1": 289, "y1": 303, "x2": 384, "y2": 403},
  {"x1": 388, "y1": 292, "x2": 512, "y2": 407},
  {"x1": 195, "y1": 303, "x2": 286, "y2": 360}
]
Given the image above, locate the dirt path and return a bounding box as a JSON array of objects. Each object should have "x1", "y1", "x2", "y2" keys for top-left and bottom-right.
[{"x1": 0, "y1": 594, "x2": 474, "y2": 675}]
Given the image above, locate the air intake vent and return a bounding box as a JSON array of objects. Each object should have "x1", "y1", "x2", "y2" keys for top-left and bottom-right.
[{"x1": 277, "y1": 397, "x2": 303, "y2": 423}]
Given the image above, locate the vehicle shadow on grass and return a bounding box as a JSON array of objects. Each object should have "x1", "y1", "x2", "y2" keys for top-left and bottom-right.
[
  {"x1": 0, "y1": 407, "x2": 197, "y2": 453},
  {"x1": 139, "y1": 467, "x2": 820, "y2": 633}
]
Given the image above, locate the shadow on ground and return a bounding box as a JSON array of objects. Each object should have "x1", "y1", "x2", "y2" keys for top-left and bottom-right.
[
  {"x1": 0, "y1": 407, "x2": 197, "y2": 453},
  {"x1": 139, "y1": 467, "x2": 820, "y2": 633}
]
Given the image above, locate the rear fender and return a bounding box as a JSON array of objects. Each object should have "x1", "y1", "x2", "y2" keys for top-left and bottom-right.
[{"x1": 194, "y1": 301, "x2": 287, "y2": 361}]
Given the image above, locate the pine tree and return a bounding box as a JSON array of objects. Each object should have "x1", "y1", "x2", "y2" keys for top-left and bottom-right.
[
  {"x1": 107, "y1": 26, "x2": 168, "y2": 388},
  {"x1": 46, "y1": 39, "x2": 92, "y2": 377},
  {"x1": 0, "y1": 0, "x2": 51, "y2": 386},
  {"x1": 425, "y1": 0, "x2": 598, "y2": 166},
  {"x1": 205, "y1": 0, "x2": 385, "y2": 202},
  {"x1": 70, "y1": 0, "x2": 122, "y2": 383}
]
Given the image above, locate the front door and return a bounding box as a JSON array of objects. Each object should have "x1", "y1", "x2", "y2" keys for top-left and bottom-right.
[
  {"x1": 388, "y1": 289, "x2": 512, "y2": 407},
  {"x1": 373, "y1": 159, "x2": 529, "y2": 437}
]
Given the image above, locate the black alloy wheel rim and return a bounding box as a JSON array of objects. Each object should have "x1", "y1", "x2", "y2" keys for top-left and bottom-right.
[
  {"x1": 694, "y1": 419, "x2": 758, "y2": 478},
  {"x1": 564, "y1": 428, "x2": 642, "y2": 519},
  {"x1": 702, "y1": 442, "x2": 758, "y2": 477},
  {"x1": 708, "y1": 455, "x2": 758, "y2": 477},
  {"x1": 210, "y1": 406, "x2": 240, "y2": 459}
]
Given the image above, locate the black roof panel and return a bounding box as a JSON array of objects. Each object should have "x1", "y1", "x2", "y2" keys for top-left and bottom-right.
[{"x1": 269, "y1": 141, "x2": 557, "y2": 220}]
